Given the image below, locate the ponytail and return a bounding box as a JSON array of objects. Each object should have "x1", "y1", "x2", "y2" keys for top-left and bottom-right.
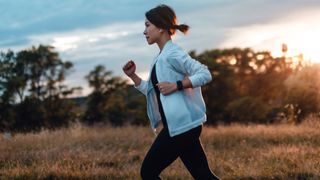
[
  {"x1": 174, "y1": 24, "x2": 189, "y2": 34},
  {"x1": 146, "y1": 4, "x2": 190, "y2": 36}
]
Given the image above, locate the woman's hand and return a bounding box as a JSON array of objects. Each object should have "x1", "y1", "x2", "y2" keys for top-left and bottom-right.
[
  {"x1": 157, "y1": 82, "x2": 178, "y2": 95},
  {"x1": 122, "y1": 60, "x2": 136, "y2": 77},
  {"x1": 123, "y1": 60, "x2": 141, "y2": 86}
]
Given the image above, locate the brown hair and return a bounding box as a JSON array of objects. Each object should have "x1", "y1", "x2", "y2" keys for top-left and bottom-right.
[{"x1": 145, "y1": 4, "x2": 189, "y2": 35}]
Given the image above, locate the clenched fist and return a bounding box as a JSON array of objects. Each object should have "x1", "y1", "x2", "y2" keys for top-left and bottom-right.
[{"x1": 123, "y1": 60, "x2": 136, "y2": 77}]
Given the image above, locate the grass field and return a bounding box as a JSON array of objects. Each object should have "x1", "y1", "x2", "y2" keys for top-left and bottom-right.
[{"x1": 1, "y1": 118, "x2": 320, "y2": 180}]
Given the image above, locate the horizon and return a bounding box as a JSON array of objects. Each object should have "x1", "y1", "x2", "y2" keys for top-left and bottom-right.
[{"x1": 1, "y1": 0, "x2": 320, "y2": 95}]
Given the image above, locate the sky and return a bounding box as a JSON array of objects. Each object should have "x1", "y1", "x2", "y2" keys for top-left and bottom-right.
[{"x1": 1, "y1": 0, "x2": 320, "y2": 96}]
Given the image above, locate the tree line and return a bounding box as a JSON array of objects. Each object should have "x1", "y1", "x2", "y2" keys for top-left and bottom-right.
[{"x1": 0, "y1": 45, "x2": 319, "y2": 132}]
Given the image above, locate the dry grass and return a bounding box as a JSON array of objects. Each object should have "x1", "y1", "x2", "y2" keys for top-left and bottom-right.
[{"x1": 1, "y1": 119, "x2": 320, "y2": 180}]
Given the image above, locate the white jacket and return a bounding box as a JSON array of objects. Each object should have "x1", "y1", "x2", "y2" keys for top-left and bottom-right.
[{"x1": 135, "y1": 40, "x2": 212, "y2": 137}]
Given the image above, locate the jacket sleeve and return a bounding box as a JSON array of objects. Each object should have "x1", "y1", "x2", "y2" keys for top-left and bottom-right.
[
  {"x1": 167, "y1": 49, "x2": 212, "y2": 88},
  {"x1": 134, "y1": 79, "x2": 148, "y2": 95}
]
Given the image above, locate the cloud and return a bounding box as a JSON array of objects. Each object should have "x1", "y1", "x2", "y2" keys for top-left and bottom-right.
[
  {"x1": 1, "y1": 0, "x2": 320, "y2": 96},
  {"x1": 218, "y1": 7, "x2": 320, "y2": 62},
  {"x1": 18, "y1": 20, "x2": 158, "y2": 95},
  {"x1": 0, "y1": 0, "x2": 158, "y2": 49}
]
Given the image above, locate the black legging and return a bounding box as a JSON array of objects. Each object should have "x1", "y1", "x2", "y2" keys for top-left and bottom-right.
[{"x1": 140, "y1": 125, "x2": 219, "y2": 180}]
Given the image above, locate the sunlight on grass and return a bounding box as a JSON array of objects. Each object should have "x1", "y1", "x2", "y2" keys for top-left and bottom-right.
[{"x1": 1, "y1": 118, "x2": 320, "y2": 179}]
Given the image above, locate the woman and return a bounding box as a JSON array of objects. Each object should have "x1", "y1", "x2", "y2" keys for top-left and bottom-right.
[{"x1": 122, "y1": 4, "x2": 219, "y2": 180}]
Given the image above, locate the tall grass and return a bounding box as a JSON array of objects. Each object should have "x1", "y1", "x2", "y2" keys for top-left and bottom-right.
[{"x1": 1, "y1": 118, "x2": 320, "y2": 179}]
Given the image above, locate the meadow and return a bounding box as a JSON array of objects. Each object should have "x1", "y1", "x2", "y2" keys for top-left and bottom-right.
[{"x1": 1, "y1": 118, "x2": 320, "y2": 180}]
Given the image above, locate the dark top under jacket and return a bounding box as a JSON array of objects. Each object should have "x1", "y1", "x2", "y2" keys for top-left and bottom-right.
[{"x1": 151, "y1": 64, "x2": 168, "y2": 128}]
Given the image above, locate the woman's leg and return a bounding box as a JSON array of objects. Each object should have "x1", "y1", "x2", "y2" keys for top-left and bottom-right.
[
  {"x1": 140, "y1": 128, "x2": 179, "y2": 180},
  {"x1": 176, "y1": 126, "x2": 220, "y2": 180}
]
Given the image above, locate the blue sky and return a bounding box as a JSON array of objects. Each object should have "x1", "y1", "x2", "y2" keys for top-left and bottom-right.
[{"x1": 1, "y1": 0, "x2": 320, "y2": 95}]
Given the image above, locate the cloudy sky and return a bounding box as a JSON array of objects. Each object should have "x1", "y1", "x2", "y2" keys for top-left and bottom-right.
[{"x1": 1, "y1": 0, "x2": 320, "y2": 95}]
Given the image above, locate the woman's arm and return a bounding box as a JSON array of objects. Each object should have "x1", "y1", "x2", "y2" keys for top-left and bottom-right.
[
  {"x1": 123, "y1": 60, "x2": 148, "y2": 95},
  {"x1": 123, "y1": 60, "x2": 141, "y2": 86},
  {"x1": 168, "y1": 50, "x2": 212, "y2": 88},
  {"x1": 157, "y1": 49, "x2": 212, "y2": 95},
  {"x1": 156, "y1": 76, "x2": 192, "y2": 95}
]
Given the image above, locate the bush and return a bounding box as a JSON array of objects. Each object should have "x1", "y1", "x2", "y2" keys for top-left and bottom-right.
[
  {"x1": 284, "y1": 65, "x2": 320, "y2": 122},
  {"x1": 226, "y1": 96, "x2": 270, "y2": 123}
]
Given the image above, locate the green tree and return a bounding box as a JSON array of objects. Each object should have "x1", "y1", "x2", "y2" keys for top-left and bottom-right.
[
  {"x1": 17, "y1": 45, "x2": 80, "y2": 129},
  {"x1": 0, "y1": 50, "x2": 21, "y2": 131},
  {"x1": 83, "y1": 65, "x2": 128, "y2": 125},
  {"x1": 0, "y1": 45, "x2": 80, "y2": 132},
  {"x1": 126, "y1": 87, "x2": 148, "y2": 126}
]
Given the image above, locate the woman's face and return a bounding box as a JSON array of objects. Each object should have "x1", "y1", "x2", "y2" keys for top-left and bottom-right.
[{"x1": 143, "y1": 19, "x2": 161, "y2": 45}]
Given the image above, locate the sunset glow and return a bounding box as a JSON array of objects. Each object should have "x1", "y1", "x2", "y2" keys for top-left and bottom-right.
[
  {"x1": 221, "y1": 8, "x2": 320, "y2": 64},
  {"x1": 270, "y1": 27, "x2": 320, "y2": 64}
]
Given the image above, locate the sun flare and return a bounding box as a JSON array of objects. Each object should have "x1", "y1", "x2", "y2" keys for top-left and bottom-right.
[
  {"x1": 267, "y1": 10, "x2": 320, "y2": 64},
  {"x1": 271, "y1": 30, "x2": 320, "y2": 64},
  {"x1": 221, "y1": 8, "x2": 320, "y2": 64}
]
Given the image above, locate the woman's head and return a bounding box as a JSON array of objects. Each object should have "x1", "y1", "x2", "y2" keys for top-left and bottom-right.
[{"x1": 145, "y1": 4, "x2": 189, "y2": 36}]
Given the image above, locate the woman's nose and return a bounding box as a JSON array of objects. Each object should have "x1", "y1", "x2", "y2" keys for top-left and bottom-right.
[{"x1": 143, "y1": 29, "x2": 147, "y2": 35}]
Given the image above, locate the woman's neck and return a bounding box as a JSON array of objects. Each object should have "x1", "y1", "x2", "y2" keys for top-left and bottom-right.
[{"x1": 157, "y1": 35, "x2": 171, "y2": 53}]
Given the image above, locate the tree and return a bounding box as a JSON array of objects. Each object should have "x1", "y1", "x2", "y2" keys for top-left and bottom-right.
[
  {"x1": 0, "y1": 45, "x2": 80, "y2": 132},
  {"x1": 0, "y1": 50, "x2": 21, "y2": 131},
  {"x1": 226, "y1": 96, "x2": 270, "y2": 123},
  {"x1": 193, "y1": 48, "x2": 296, "y2": 124},
  {"x1": 83, "y1": 65, "x2": 128, "y2": 125},
  {"x1": 284, "y1": 64, "x2": 320, "y2": 123}
]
